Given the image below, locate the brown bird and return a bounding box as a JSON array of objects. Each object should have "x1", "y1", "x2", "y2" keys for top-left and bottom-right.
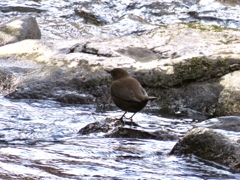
[{"x1": 106, "y1": 68, "x2": 157, "y2": 125}]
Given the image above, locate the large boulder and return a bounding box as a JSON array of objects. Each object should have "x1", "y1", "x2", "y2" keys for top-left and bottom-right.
[
  {"x1": 0, "y1": 16, "x2": 41, "y2": 46},
  {"x1": 170, "y1": 127, "x2": 240, "y2": 172}
]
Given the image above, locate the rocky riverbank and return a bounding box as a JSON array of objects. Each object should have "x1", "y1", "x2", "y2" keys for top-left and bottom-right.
[
  {"x1": 0, "y1": 15, "x2": 240, "y2": 172},
  {"x1": 1, "y1": 16, "x2": 240, "y2": 116}
]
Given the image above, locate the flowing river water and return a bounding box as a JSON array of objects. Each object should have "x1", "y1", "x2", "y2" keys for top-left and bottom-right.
[
  {"x1": 0, "y1": 96, "x2": 239, "y2": 179},
  {"x1": 0, "y1": 0, "x2": 240, "y2": 179}
]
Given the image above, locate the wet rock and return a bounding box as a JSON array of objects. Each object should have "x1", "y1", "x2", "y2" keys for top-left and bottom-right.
[
  {"x1": 78, "y1": 118, "x2": 177, "y2": 140},
  {"x1": 106, "y1": 127, "x2": 177, "y2": 140},
  {"x1": 4, "y1": 65, "x2": 106, "y2": 103},
  {"x1": 0, "y1": 68, "x2": 18, "y2": 95},
  {"x1": 151, "y1": 80, "x2": 222, "y2": 116},
  {"x1": 78, "y1": 118, "x2": 118, "y2": 135},
  {"x1": 0, "y1": 16, "x2": 41, "y2": 46},
  {"x1": 170, "y1": 127, "x2": 240, "y2": 172}
]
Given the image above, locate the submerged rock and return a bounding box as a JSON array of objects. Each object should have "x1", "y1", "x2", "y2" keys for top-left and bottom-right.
[
  {"x1": 170, "y1": 127, "x2": 240, "y2": 172},
  {"x1": 0, "y1": 16, "x2": 41, "y2": 46}
]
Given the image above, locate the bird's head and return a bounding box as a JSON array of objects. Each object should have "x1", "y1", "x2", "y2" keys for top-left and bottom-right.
[{"x1": 105, "y1": 68, "x2": 130, "y2": 80}]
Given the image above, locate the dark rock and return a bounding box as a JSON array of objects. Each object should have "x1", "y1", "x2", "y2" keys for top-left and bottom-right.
[
  {"x1": 55, "y1": 91, "x2": 95, "y2": 104},
  {"x1": 150, "y1": 80, "x2": 223, "y2": 116},
  {"x1": 74, "y1": 8, "x2": 108, "y2": 26},
  {"x1": 170, "y1": 127, "x2": 240, "y2": 172},
  {"x1": 106, "y1": 127, "x2": 177, "y2": 140},
  {"x1": 0, "y1": 5, "x2": 46, "y2": 13},
  {"x1": 105, "y1": 127, "x2": 158, "y2": 139},
  {"x1": 3, "y1": 65, "x2": 108, "y2": 104},
  {"x1": 78, "y1": 118, "x2": 122, "y2": 135},
  {"x1": 0, "y1": 15, "x2": 41, "y2": 46},
  {"x1": 78, "y1": 118, "x2": 177, "y2": 140},
  {"x1": 0, "y1": 68, "x2": 17, "y2": 95}
]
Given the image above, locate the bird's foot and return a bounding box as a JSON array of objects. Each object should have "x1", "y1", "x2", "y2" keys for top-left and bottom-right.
[
  {"x1": 116, "y1": 117, "x2": 125, "y2": 126},
  {"x1": 122, "y1": 116, "x2": 134, "y2": 127},
  {"x1": 120, "y1": 118, "x2": 125, "y2": 126},
  {"x1": 122, "y1": 119, "x2": 139, "y2": 127},
  {"x1": 117, "y1": 112, "x2": 139, "y2": 127}
]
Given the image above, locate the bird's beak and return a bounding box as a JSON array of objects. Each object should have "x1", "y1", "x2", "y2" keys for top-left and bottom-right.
[{"x1": 105, "y1": 69, "x2": 111, "y2": 74}]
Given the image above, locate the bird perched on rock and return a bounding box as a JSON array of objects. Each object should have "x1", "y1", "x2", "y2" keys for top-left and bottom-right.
[{"x1": 106, "y1": 68, "x2": 157, "y2": 125}]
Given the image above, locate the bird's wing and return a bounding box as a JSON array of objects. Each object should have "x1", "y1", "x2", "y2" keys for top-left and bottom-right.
[{"x1": 111, "y1": 80, "x2": 142, "y2": 102}]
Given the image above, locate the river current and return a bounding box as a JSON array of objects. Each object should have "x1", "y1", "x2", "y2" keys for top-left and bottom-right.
[{"x1": 0, "y1": 96, "x2": 239, "y2": 179}]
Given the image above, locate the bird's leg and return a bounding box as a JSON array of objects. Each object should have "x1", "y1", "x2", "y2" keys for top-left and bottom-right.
[
  {"x1": 118, "y1": 111, "x2": 127, "y2": 126},
  {"x1": 120, "y1": 111, "x2": 127, "y2": 119},
  {"x1": 129, "y1": 112, "x2": 137, "y2": 127}
]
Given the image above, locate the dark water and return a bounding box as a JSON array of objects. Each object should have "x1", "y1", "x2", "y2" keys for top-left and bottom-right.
[{"x1": 0, "y1": 95, "x2": 239, "y2": 179}]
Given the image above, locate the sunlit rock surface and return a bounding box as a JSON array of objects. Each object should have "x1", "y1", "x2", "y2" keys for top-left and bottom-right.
[
  {"x1": 216, "y1": 71, "x2": 240, "y2": 116},
  {"x1": 0, "y1": 16, "x2": 41, "y2": 46}
]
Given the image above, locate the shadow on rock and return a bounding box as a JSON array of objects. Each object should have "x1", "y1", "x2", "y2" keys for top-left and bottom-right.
[{"x1": 78, "y1": 118, "x2": 177, "y2": 140}]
